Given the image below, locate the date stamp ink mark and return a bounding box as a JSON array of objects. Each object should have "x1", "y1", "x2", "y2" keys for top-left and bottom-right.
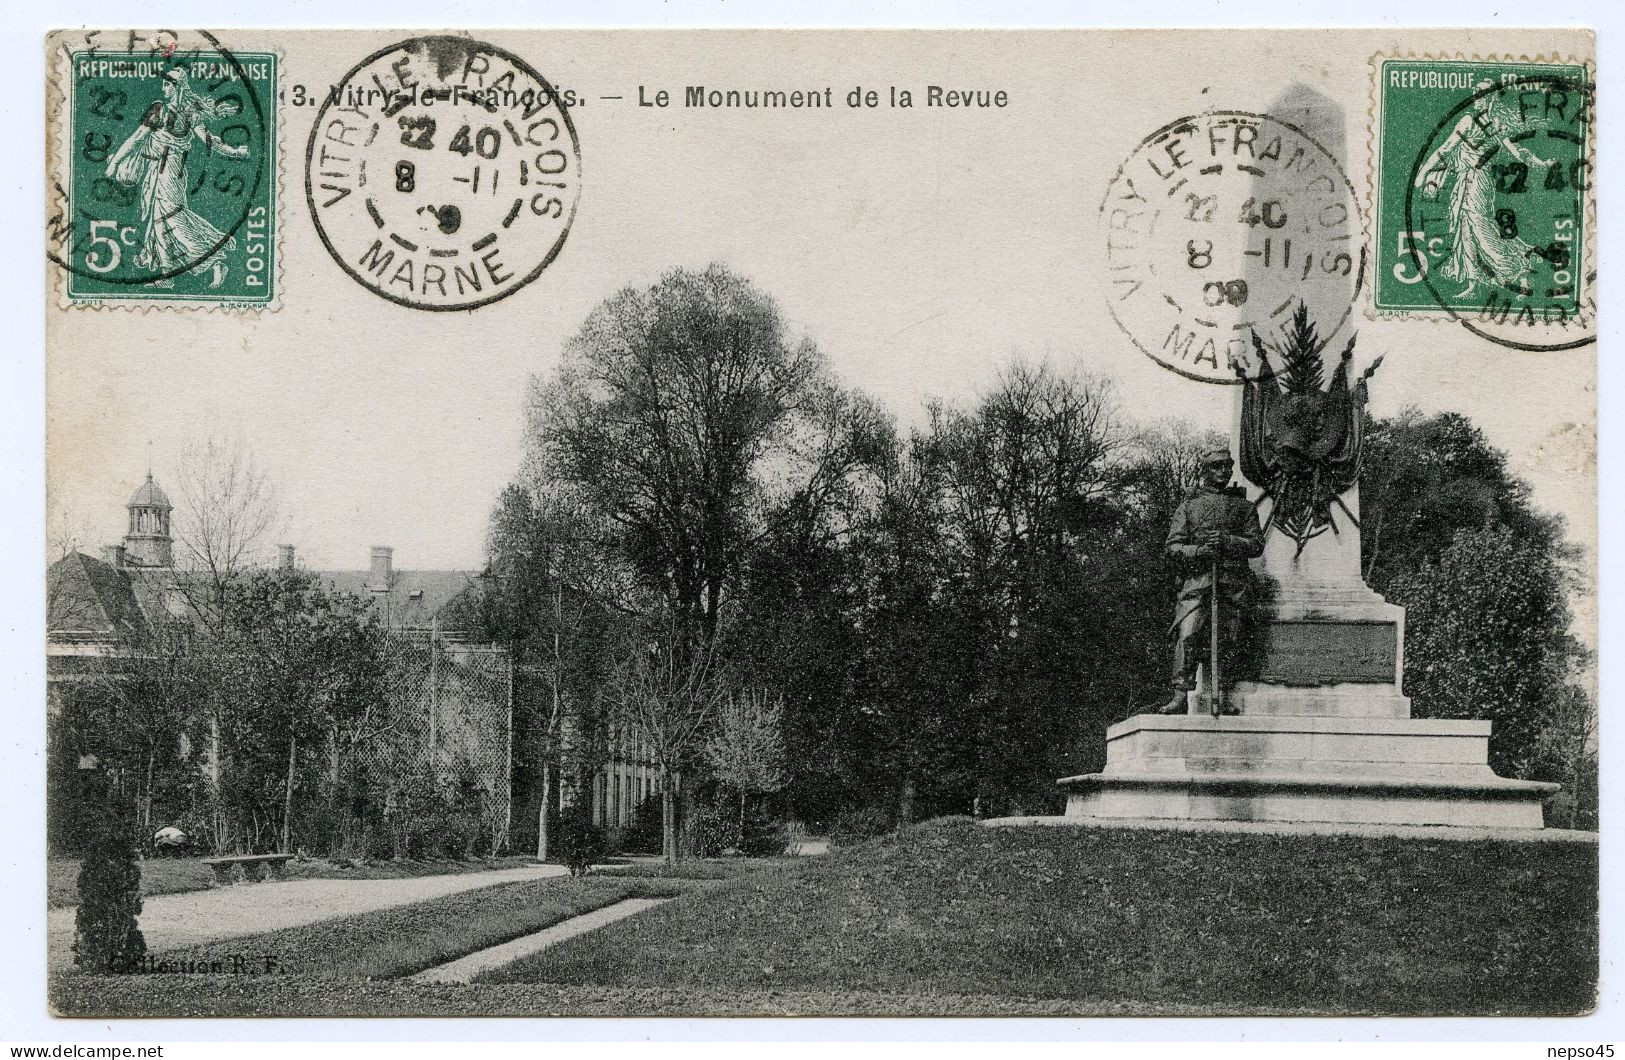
[
  {"x1": 1376, "y1": 59, "x2": 1593, "y2": 351},
  {"x1": 305, "y1": 36, "x2": 581, "y2": 312},
  {"x1": 51, "y1": 31, "x2": 278, "y2": 307},
  {"x1": 1101, "y1": 111, "x2": 1364, "y2": 384}
]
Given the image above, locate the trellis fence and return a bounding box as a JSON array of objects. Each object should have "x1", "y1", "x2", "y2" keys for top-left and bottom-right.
[{"x1": 352, "y1": 633, "x2": 513, "y2": 855}]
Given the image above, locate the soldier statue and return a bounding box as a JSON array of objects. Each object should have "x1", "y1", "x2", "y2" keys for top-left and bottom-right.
[{"x1": 1155, "y1": 444, "x2": 1265, "y2": 715}]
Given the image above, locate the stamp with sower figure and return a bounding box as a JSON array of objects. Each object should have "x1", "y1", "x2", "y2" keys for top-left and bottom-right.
[
  {"x1": 49, "y1": 30, "x2": 278, "y2": 309},
  {"x1": 1373, "y1": 57, "x2": 1593, "y2": 350}
]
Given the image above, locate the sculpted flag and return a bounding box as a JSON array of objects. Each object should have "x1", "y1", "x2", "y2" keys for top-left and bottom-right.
[{"x1": 1238, "y1": 303, "x2": 1382, "y2": 556}]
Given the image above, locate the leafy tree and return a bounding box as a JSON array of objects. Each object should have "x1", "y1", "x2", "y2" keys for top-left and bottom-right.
[
  {"x1": 1533, "y1": 683, "x2": 1597, "y2": 830},
  {"x1": 55, "y1": 620, "x2": 199, "y2": 848},
  {"x1": 741, "y1": 361, "x2": 1178, "y2": 823},
  {"x1": 928, "y1": 363, "x2": 1137, "y2": 814},
  {"x1": 1362, "y1": 409, "x2": 1592, "y2": 815},
  {"x1": 610, "y1": 625, "x2": 728, "y2": 862},
  {"x1": 517, "y1": 264, "x2": 883, "y2": 840},
  {"x1": 724, "y1": 398, "x2": 889, "y2": 830},
  {"x1": 523, "y1": 263, "x2": 862, "y2": 655},
  {"x1": 1387, "y1": 524, "x2": 1585, "y2": 779},
  {"x1": 1361, "y1": 408, "x2": 1563, "y2": 589},
  {"x1": 450, "y1": 484, "x2": 622, "y2": 859},
  {"x1": 844, "y1": 424, "x2": 977, "y2": 823},
  {"x1": 208, "y1": 568, "x2": 390, "y2": 853},
  {"x1": 705, "y1": 688, "x2": 789, "y2": 836},
  {"x1": 725, "y1": 512, "x2": 868, "y2": 829}
]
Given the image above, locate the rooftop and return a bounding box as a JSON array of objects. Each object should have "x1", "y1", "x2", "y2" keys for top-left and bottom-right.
[{"x1": 128, "y1": 473, "x2": 172, "y2": 510}]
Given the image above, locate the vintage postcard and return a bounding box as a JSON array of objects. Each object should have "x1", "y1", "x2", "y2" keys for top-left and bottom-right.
[{"x1": 42, "y1": 27, "x2": 1597, "y2": 1020}]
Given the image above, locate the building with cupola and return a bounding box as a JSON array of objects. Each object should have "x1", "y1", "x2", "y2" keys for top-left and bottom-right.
[
  {"x1": 121, "y1": 473, "x2": 174, "y2": 568},
  {"x1": 46, "y1": 472, "x2": 656, "y2": 856}
]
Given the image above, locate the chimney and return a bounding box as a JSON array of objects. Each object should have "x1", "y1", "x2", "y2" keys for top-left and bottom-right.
[
  {"x1": 100, "y1": 544, "x2": 127, "y2": 568},
  {"x1": 369, "y1": 546, "x2": 393, "y2": 591},
  {"x1": 277, "y1": 544, "x2": 296, "y2": 570}
]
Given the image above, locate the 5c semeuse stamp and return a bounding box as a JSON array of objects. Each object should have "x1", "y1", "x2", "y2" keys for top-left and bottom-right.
[
  {"x1": 50, "y1": 30, "x2": 278, "y2": 309},
  {"x1": 1373, "y1": 57, "x2": 1593, "y2": 351}
]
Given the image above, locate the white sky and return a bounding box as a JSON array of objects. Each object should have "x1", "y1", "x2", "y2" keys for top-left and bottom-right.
[{"x1": 48, "y1": 29, "x2": 1595, "y2": 611}]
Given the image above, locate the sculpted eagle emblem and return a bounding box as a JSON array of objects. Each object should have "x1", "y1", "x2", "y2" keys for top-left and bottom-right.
[{"x1": 1236, "y1": 303, "x2": 1383, "y2": 556}]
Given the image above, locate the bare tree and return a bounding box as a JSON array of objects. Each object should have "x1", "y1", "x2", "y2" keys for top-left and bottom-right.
[
  {"x1": 1132, "y1": 419, "x2": 1228, "y2": 516},
  {"x1": 46, "y1": 493, "x2": 105, "y2": 632},
  {"x1": 173, "y1": 430, "x2": 282, "y2": 617},
  {"x1": 611, "y1": 628, "x2": 727, "y2": 862},
  {"x1": 169, "y1": 429, "x2": 282, "y2": 849},
  {"x1": 46, "y1": 489, "x2": 95, "y2": 561},
  {"x1": 704, "y1": 687, "x2": 788, "y2": 837}
]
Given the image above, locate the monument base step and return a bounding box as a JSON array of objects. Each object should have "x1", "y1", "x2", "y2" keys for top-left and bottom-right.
[
  {"x1": 982, "y1": 814, "x2": 1596, "y2": 845},
  {"x1": 1063, "y1": 712, "x2": 1558, "y2": 829},
  {"x1": 1107, "y1": 713, "x2": 1493, "y2": 780},
  {"x1": 1059, "y1": 770, "x2": 1557, "y2": 829},
  {"x1": 1205, "y1": 681, "x2": 1411, "y2": 718}
]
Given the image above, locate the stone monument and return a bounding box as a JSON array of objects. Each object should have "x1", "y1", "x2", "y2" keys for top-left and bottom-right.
[{"x1": 1060, "y1": 310, "x2": 1558, "y2": 828}]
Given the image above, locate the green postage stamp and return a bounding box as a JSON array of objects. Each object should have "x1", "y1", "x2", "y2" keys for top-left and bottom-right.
[
  {"x1": 1372, "y1": 57, "x2": 1591, "y2": 348},
  {"x1": 53, "y1": 36, "x2": 278, "y2": 308}
]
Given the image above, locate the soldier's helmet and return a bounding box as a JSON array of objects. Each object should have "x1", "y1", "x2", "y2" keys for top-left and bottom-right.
[{"x1": 1201, "y1": 444, "x2": 1233, "y2": 466}]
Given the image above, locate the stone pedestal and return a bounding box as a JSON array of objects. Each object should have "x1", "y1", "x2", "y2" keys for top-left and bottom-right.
[
  {"x1": 1060, "y1": 714, "x2": 1555, "y2": 828},
  {"x1": 1246, "y1": 486, "x2": 1408, "y2": 692},
  {"x1": 1059, "y1": 436, "x2": 1558, "y2": 829}
]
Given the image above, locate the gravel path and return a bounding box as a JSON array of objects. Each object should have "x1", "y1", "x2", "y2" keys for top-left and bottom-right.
[
  {"x1": 45, "y1": 863, "x2": 569, "y2": 967},
  {"x1": 411, "y1": 897, "x2": 671, "y2": 984}
]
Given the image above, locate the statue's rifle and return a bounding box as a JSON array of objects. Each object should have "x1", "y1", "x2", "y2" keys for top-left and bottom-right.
[{"x1": 1208, "y1": 550, "x2": 1223, "y2": 719}]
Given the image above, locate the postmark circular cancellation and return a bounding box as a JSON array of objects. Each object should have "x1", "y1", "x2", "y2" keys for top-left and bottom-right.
[
  {"x1": 305, "y1": 36, "x2": 581, "y2": 311},
  {"x1": 1100, "y1": 112, "x2": 1364, "y2": 384},
  {"x1": 1395, "y1": 70, "x2": 1594, "y2": 351}
]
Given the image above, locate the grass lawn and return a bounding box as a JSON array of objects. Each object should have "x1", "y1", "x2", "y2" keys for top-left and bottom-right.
[
  {"x1": 48, "y1": 820, "x2": 1597, "y2": 1017},
  {"x1": 593, "y1": 857, "x2": 793, "y2": 881},
  {"x1": 51, "y1": 875, "x2": 718, "y2": 1017},
  {"x1": 139, "y1": 875, "x2": 685, "y2": 980},
  {"x1": 49, "y1": 976, "x2": 1249, "y2": 1017},
  {"x1": 47, "y1": 854, "x2": 540, "y2": 908},
  {"x1": 480, "y1": 819, "x2": 1598, "y2": 1016},
  {"x1": 47, "y1": 857, "x2": 217, "y2": 909}
]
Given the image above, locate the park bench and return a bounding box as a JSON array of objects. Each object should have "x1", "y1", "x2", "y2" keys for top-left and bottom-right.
[{"x1": 201, "y1": 853, "x2": 292, "y2": 882}]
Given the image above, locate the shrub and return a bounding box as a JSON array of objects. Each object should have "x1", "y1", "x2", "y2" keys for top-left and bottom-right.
[
  {"x1": 73, "y1": 783, "x2": 146, "y2": 974},
  {"x1": 687, "y1": 803, "x2": 741, "y2": 858},
  {"x1": 551, "y1": 802, "x2": 608, "y2": 876},
  {"x1": 621, "y1": 794, "x2": 665, "y2": 855},
  {"x1": 167, "y1": 806, "x2": 216, "y2": 855},
  {"x1": 740, "y1": 806, "x2": 788, "y2": 857},
  {"x1": 394, "y1": 781, "x2": 485, "y2": 860},
  {"x1": 916, "y1": 814, "x2": 976, "y2": 831},
  {"x1": 829, "y1": 804, "x2": 894, "y2": 848}
]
